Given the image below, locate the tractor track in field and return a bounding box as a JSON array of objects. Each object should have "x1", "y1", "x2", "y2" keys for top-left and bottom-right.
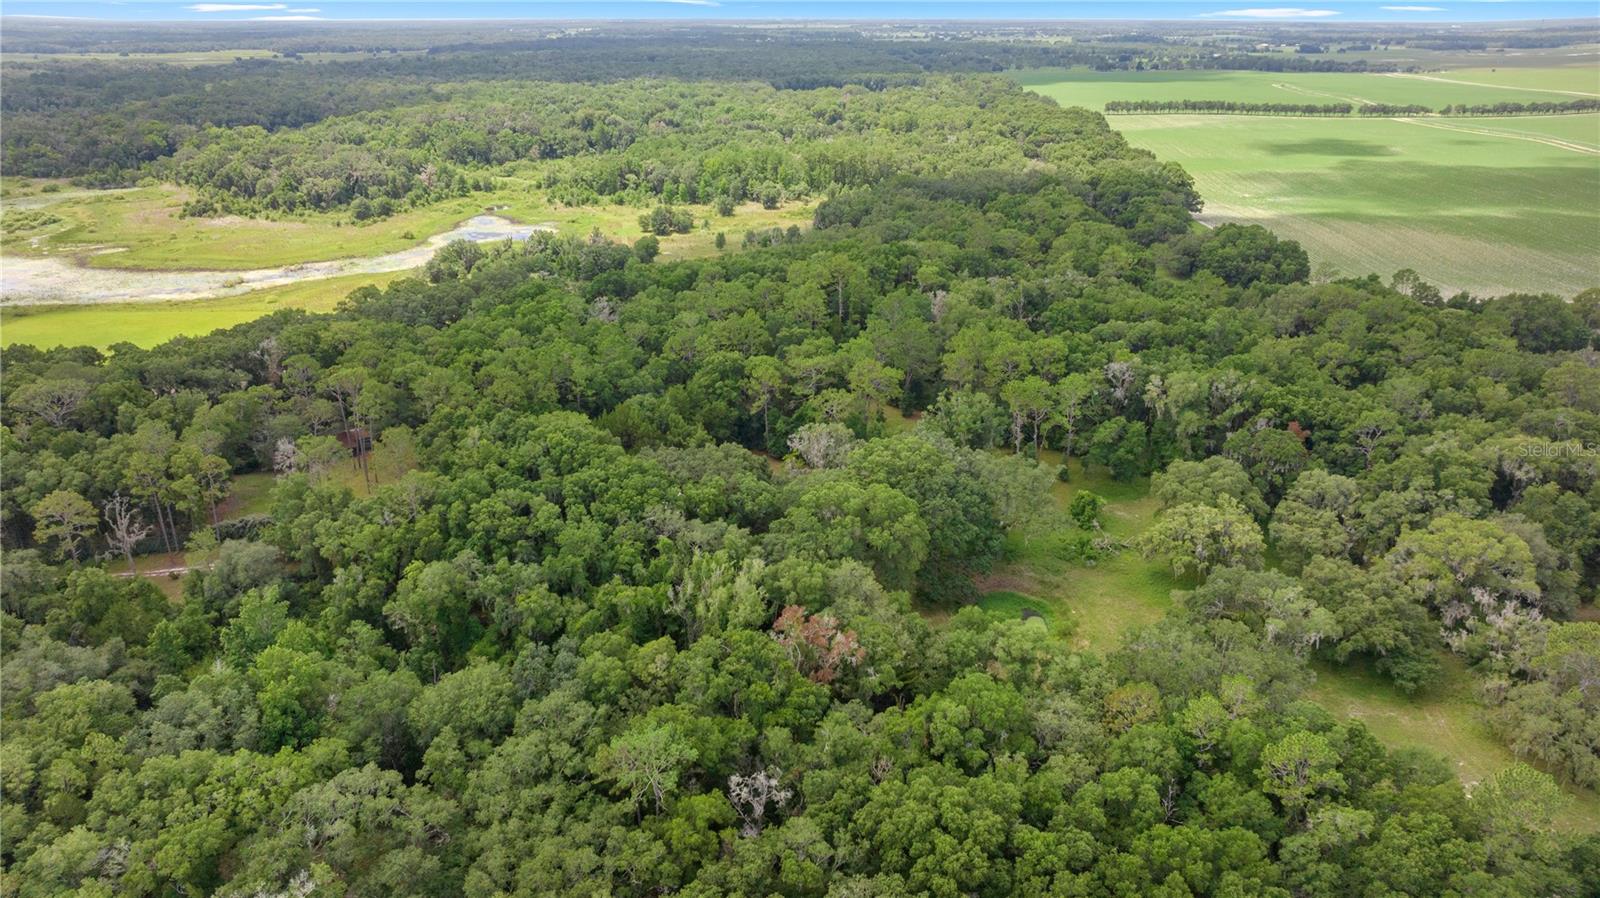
[
  {"x1": 1382, "y1": 72, "x2": 1600, "y2": 99},
  {"x1": 1390, "y1": 117, "x2": 1600, "y2": 156},
  {"x1": 1271, "y1": 81, "x2": 1377, "y2": 106}
]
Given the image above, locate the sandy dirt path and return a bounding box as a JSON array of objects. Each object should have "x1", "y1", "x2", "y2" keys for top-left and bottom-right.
[{"x1": 1, "y1": 215, "x2": 550, "y2": 306}]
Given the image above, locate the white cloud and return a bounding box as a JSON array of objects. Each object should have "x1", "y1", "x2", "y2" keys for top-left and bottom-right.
[
  {"x1": 188, "y1": 3, "x2": 288, "y2": 11},
  {"x1": 1382, "y1": 5, "x2": 1446, "y2": 10},
  {"x1": 1201, "y1": 8, "x2": 1342, "y2": 17}
]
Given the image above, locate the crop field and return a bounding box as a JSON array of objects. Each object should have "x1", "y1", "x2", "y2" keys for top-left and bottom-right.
[
  {"x1": 1015, "y1": 66, "x2": 1600, "y2": 108},
  {"x1": 1016, "y1": 67, "x2": 1600, "y2": 296}
]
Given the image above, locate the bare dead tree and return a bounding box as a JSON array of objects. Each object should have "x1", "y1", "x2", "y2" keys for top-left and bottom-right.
[
  {"x1": 102, "y1": 492, "x2": 153, "y2": 573},
  {"x1": 727, "y1": 768, "x2": 792, "y2": 837}
]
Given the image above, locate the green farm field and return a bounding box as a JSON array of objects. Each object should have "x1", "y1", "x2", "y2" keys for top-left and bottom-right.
[
  {"x1": 1016, "y1": 67, "x2": 1600, "y2": 296},
  {"x1": 961, "y1": 450, "x2": 1600, "y2": 831},
  {"x1": 1014, "y1": 66, "x2": 1600, "y2": 107}
]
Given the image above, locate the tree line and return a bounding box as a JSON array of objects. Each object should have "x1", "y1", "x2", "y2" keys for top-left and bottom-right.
[
  {"x1": 1106, "y1": 97, "x2": 1600, "y2": 117},
  {"x1": 1104, "y1": 100, "x2": 1354, "y2": 116}
]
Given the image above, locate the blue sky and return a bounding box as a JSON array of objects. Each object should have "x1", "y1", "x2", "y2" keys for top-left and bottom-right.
[{"x1": 2, "y1": 0, "x2": 1596, "y2": 21}]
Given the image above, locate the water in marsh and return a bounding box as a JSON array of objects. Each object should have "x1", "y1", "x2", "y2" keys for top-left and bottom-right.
[{"x1": 0, "y1": 215, "x2": 548, "y2": 306}]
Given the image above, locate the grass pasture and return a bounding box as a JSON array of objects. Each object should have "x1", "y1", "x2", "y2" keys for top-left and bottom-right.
[
  {"x1": 1, "y1": 179, "x2": 812, "y2": 272},
  {"x1": 1310, "y1": 657, "x2": 1600, "y2": 832},
  {"x1": 1, "y1": 177, "x2": 812, "y2": 348},
  {"x1": 1014, "y1": 67, "x2": 1598, "y2": 109},
  {"x1": 1015, "y1": 67, "x2": 1600, "y2": 296},
  {"x1": 1, "y1": 270, "x2": 408, "y2": 349}
]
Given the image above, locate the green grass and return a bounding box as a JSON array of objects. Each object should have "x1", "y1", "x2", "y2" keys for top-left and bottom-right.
[
  {"x1": 1310, "y1": 656, "x2": 1600, "y2": 832},
  {"x1": 1, "y1": 270, "x2": 408, "y2": 349},
  {"x1": 880, "y1": 405, "x2": 922, "y2": 435},
  {"x1": 1014, "y1": 66, "x2": 1597, "y2": 108},
  {"x1": 2, "y1": 180, "x2": 812, "y2": 272},
  {"x1": 222, "y1": 472, "x2": 279, "y2": 519},
  {"x1": 1406, "y1": 65, "x2": 1600, "y2": 96},
  {"x1": 220, "y1": 445, "x2": 416, "y2": 522},
  {"x1": 970, "y1": 454, "x2": 1178, "y2": 652},
  {"x1": 977, "y1": 589, "x2": 1056, "y2": 620},
  {"x1": 1, "y1": 180, "x2": 811, "y2": 349},
  {"x1": 117, "y1": 551, "x2": 190, "y2": 601},
  {"x1": 1014, "y1": 68, "x2": 1600, "y2": 296}
]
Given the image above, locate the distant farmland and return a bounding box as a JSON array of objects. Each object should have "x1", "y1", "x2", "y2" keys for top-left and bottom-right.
[{"x1": 1017, "y1": 66, "x2": 1600, "y2": 296}]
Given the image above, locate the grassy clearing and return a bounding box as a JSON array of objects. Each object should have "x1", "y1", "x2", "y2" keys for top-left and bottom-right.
[
  {"x1": 2, "y1": 179, "x2": 813, "y2": 272},
  {"x1": 222, "y1": 472, "x2": 279, "y2": 520},
  {"x1": 1015, "y1": 68, "x2": 1600, "y2": 296},
  {"x1": 1310, "y1": 657, "x2": 1600, "y2": 832},
  {"x1": 978, "y1": 589, "x2": 1057, "y2": 621},
  {"x1": 970, "y1": 453, "x2": 1177, "y2": 652},
  {"x1": 118, "y1": 551, "x2": 190, "y2": 601},
  {"x1": 1, "y1": 269, "x2": 408, "y2": 349},
  {"x1": 221, "y1": 445, "x2": 415, "y2": 522},
  {"x1": 956, "y1": 446, "x2": 1599, "y2": 827}
]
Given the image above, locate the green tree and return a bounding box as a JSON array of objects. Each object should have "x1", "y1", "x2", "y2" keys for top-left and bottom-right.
[
  {"x1": 1259, "y1": 730, "x2": 1345, "y2": 823},
  {"x1": 601, "y1": 722, "x2": 698, "y2": 815},
  {"x1": 1068, "y1": 490, "x2": 1105, "y2": 530},
  {"x1": 31, "y1": 489, "x2": 97, "y2": 562},
  {"x1": 1152, "y1": 456, "x2": 1268, "y2": 521},
  {"x1": 768, "y1": 477, "x2": 929, "y2": 591},
  {"x1": 1137, "y1": 497, "x2": 1265, "y2": 580},
  {"x1": 1385, "y1": 513, "x2": 1539, "y2": 625},
  {"x1": 1087, "y1": 416, "x2": 1145, "y2": 481},
  {"x1": 1270, "y1": 468, "x2": 1362, "y2": 571}
]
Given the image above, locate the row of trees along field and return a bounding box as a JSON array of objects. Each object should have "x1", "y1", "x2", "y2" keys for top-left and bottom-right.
[
  {"x1": 1105, "y1": 97, "x2": 1600, "y2": 116},
  {"x1": 4, "y1": 126, "x2": 1599, "y2": 894}
]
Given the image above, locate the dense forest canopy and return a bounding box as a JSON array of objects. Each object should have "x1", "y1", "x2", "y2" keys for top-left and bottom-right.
[{"x1": 3, "y1": 19, "x2": 1600, "y2": 898}]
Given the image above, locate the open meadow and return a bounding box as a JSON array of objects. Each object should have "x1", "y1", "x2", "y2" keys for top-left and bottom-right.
[
  {"x1": 0, "y1": 270, "x2": 408, "y2": 349},
  {"x1": 1, "y1": 177, "x2": 813, "y2": 272},
  {"x1": 1016, "y1": 64, "x2": 1600, "y2": 295},
  {"x1": 0, "y1": 177, "x2": 813, "y2": 347}
]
